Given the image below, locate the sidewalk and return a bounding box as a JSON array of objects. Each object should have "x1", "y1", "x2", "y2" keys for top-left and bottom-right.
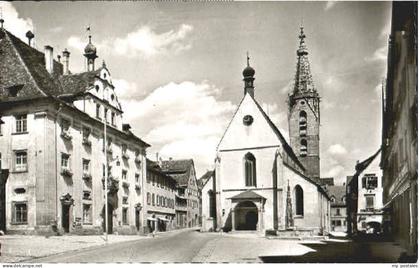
[
  {"x1": 192, "y1": 234, "x2": 318, "y2": 263},
  {"x1": 0, "y1": 234, "x2": 149, "y2": 263}
]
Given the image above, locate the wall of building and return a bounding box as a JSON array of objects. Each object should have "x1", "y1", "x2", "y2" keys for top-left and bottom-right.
[
  {"x1": 144, "y1": 170, "x2": 176, "y2": 233},
  {"x1": 200, "y1": 175, "x2": 216, "y2": 232},
  {"x1": 0, "y1": 100, "x2": 147, "y2": 235}
]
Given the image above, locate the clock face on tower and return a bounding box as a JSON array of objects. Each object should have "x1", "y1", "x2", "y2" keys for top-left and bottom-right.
[{"x1": 243, "y1": 115, "x2": 254, "y2": 126}]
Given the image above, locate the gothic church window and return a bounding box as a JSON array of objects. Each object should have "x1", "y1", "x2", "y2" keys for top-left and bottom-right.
[
  {"x1": 244, "y1": 152, "x2": 256, "y2": 187},
  {"x1": 294, "y1": 185, "x2": 304, "y2": 216}
]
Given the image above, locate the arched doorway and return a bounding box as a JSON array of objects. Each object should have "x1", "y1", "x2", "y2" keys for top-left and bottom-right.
[
  {"x1": 102, "y1": 204, "x2": 114, "y2": 234},
  {"x1": 235, "y1": 201, "x2": 258, "y2": 230}
]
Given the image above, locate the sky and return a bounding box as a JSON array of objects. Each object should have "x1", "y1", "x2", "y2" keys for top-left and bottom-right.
[{"x1": 3, "y1": 1, "x2": 391, "y2": 184}]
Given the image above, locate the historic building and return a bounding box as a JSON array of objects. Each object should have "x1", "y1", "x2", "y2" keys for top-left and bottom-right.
[
  {"x1": 161, "y1": 159, "x2": 200, "y2": 228},
  {"x1": 199, "y1": 170, "x2": 216, "y2": 232},
  {"x1": 325, "y1": 181, "x2": 347, "y2": 233},
  {"x1": 347, "y1": 149, "x2": 382, "y2": 236},
  {"x1": 145, "y1": 159, "x2": 177, "y2": 233},
  {"x1": 380, "y1": 1, "x2": 417, "y2": 257},
  {"x1": 213, "y1": 27, "x2": 330, "y2": 235},
  {"x1": 0, "y1": 24, "x2": 149, "y2": 235}
]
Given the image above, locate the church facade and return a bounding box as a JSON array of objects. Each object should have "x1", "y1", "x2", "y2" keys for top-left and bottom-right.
[{"x1": 214, "y1": 27, "x2": 330, "y2": 235}]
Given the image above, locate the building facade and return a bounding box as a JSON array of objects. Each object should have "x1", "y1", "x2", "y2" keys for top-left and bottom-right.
[
  {"x1": 327, "y1": 184, "x2": 347, "y2": 233},
  {"x1": 214, "y1": 27, "x2": 330, "y2": 235},
  {"x1": 145, "y1": 160, "x2": 177, "y2": 233},
  {"x1": 0, "y1": 26, "x2": 149, "y2": 235},
  {"x1": 199, "y1": 170, "x2": 216, "y2": 232},
  {"x1": 161, "y1": 159, "x2": 200, "y2": 229},
  {"x1": 381, "y1": 1, "x2": 417, "y2": 257},
  {"x1": 347, "y1": 149, "x2": 381, "y2": 236}
]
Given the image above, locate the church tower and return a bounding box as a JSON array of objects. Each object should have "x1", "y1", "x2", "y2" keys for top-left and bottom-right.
[{"x1": 288, "y1": 26, "x2": 321, "y2": 179}]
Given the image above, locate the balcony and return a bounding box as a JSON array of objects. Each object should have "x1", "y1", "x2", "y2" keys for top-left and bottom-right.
[
  {"x1": 60, "y1": 168, "x2": 73, "y2": 177},
  {"x1": 299, "y1": 129, "x2": 307, "y2": 136}
]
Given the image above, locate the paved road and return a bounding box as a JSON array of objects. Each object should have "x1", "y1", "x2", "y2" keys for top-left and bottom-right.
[{"x1": 31, "y1": 229, "x2": 219, "y2": 263}]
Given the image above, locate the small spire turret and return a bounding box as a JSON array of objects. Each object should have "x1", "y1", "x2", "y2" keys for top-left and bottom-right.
[{"x1": 242, "y1": 52, "x2": 255, "y2": 98}]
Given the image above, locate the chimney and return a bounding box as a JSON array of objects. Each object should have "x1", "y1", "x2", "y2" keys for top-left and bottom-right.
[
  {"x1": 25, "y1": 31, "x2": 34, "y2": 47},
  {"x1": 44, "y1": 45, "x2": 53, "y2": 74},
  {"x1": 62, "y1": 49, "x2": 70, "y2": 75}
]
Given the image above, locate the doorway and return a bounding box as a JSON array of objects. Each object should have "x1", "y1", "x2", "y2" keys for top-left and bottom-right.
[
  {"x1": 135, "y1": 209, "x2": 140, "y2": 231},
  {"x1": 235, "y1": 201, "x2": 258, "y2": 230},
  {"x1": 62, "y1": 204, "x2": 71, "y2": 233},
  {"x1": 102, "y1": 204, "x2": 113, "y2": 234}
]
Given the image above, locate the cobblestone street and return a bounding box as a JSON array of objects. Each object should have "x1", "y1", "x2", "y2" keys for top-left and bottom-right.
[{"x1": 0, "y1": 229, "x2": 409, "y2": 263}]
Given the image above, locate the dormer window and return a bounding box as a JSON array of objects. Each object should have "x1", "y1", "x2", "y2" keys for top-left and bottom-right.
[{"x1": 95, "y1": 85, "x2": 99, "y2": 92}]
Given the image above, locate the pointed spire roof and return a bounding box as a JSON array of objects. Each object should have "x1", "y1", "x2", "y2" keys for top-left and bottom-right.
[{"x1": 291, "y1": 26, "x2": 316, "y2": 96}]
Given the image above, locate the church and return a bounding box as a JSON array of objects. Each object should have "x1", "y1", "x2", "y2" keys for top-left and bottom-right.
[{"x1": 213, "y1": 27, "x2": 330, "y2": 235}]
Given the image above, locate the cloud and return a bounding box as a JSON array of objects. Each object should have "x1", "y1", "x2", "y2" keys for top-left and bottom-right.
[
  {"x1": 280, "y1": 79, "x2": 294, "y2": 94},
  {"x1": 121, "y1": 81, "x2": 236, "y2": 175},
  {"x1": 327, "y1": 144, "x2": 348, "y2": 155},
  {"x1": 114, "y1": 24, "x2": 193, "y2": 57},
  {"x1": 365, "y1": 45, "x2": 387, "y2": 62},
  {"x1": 113, "y1": 79, "x2": 145, "y2": 99},
  {"x1": 67, "y1": 24, "x2": 193, "y2": 59},
  {"x1": 324, "y1": 165, "x2": 345, "y2": 178},
  {"x1": 324, "y1": 1, "x2": 337, "y2": 11},
  {"x1": 49, "y1": 26, "x2": 63, "y2": 33},
  {"x1": 0, "y1": 2, "x2": 34, "y2": 41}
]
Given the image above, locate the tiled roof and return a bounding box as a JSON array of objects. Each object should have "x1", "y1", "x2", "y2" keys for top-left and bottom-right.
[
  {"x1": 229, "y1": 190, "x2": 266, "y2": 200},
  {"x1": 0, "y1": 28, "x2": 103, "y2": 100},
  {"x1": 355, "y1": 148, "x2": 381, "y2": 174},
  {"x1": 58, "y1": 69, "x2": 101, "y2": 96},
  {"x1": 3, "y1": 29, "x2": 64, "y2": 97},
  {"x1": 320, "y1": 177, "x2": 335, "y2": 186},
  {"x1": 161, "y1": 159, "x2": 195, "y2": 186},
  {"x1": 326, "y1": 185, "x2": 346, "y2": 206},
  {"x1": 198, "y1": 170, "x2": 214, "y2": 189}
]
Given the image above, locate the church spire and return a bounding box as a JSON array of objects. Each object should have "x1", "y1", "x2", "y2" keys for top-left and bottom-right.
[{"x1": 292, "y1": 26, "x2": 316, "y2": 96}]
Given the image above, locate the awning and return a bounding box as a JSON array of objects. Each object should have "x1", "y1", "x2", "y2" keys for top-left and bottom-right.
[
  {"x1": 147, "y1": 217, "x2": 157, "y2": 221},
  {"x1": 158, "y1": 217, "x2": 170, "y2": 222}
]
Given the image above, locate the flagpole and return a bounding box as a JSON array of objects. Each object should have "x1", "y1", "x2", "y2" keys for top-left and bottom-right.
[{"x1": 104, "y1": 86, "x2": 108, "y2": 243}]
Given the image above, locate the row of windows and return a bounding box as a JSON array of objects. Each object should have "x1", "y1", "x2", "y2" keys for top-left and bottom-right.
[
  {"x1": 3, "y1": 113, "x2": 142, "y2": 161},
  {"x1": 146, "y1": 192, "x2": 175, "y2": 209},
  {"x1": 12, "y1": 202, "x2": 94, "y2": 225},
  {"x1": 147, "y1": 172, "x2": 175, "y2": 192},
  {"x1": 96, "y1": 103, "x2": 117, "y2": 127}
]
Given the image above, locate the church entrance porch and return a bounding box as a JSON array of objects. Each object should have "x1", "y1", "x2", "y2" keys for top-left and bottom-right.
[
  {"x1": 234, "y1": 201, "x2": 258, "y2": 230},
  {"x1": 228, "y1": 190, "x2": 266, "y2": 232}
]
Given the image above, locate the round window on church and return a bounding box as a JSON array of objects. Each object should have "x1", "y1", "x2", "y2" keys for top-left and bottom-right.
[
  {"x1": 243, "y1": 115, "x2": 254, "y2": 126},
  {"x1": 300, "y1": 100, "x2": 305, "y2": 105}
]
